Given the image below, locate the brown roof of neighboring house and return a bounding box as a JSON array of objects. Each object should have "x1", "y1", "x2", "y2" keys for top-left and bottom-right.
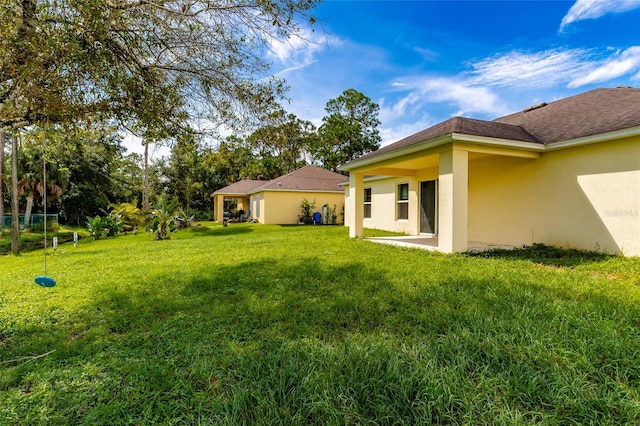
[
  {"x1": 213, "y1": 165, "x2": 346, "y2": 196},
  {"x1": 213, "y1": 179, "x2": 266, "y2": 195},
  {"x1": 253, "y1": 165, "x2": 345, "y2": 193},
  {"x1": 346, "y1": 87, "x2": 640, "y2": 166}
]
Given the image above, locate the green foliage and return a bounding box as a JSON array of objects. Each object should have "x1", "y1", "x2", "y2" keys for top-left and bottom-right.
[
  {"x1": 85, "y1": 215, "x2": 104, "y2": 240},
  {"x1": 300, "y1": 198, "x2": 316, "y2": 224},
  {"x1": 1, "y1": 225, "x2": 640, "y2": 423},
  {"x1": 314, "y1": 89, "x2": 382, "y2": 171},
  {"x1": 246, "y1": 109, "x2": 316, "y2": 177},
  {"x1": 48, "y1": 125, "x2": 134, "y2": 226},
  {"x1": 326, "y1": 204, "x2": 339, "y2": 225},
  {"x1": 109, "y1": 202, "x2": 143, "y2": 232},
  {"x1": 1, "y1": 0, "x2": 319, "y2": 134},
  {"x1": 152, "y1": 134, "x2": 214, "y2": 215},
  {"x1": 101, "y1": 209, "x2": 123, "y2": 237},
  {"x1": 148, "y1": 196, "x2": 182, "y2": 240}
]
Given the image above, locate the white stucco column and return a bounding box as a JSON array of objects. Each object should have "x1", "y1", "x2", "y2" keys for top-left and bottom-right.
[
  {"x1": 348, "y1": 172, "x2": 364, "y2": 238},
  {"x1": 214, "y1": 194, "x2": 224, "y2": 222},
  {"x1": 438, "y1": 149, "x2": 468, "y2": 253}
]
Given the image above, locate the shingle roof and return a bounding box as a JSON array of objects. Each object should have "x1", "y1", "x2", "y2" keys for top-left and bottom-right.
[
  {"x1": 214, "y1": 179, "x2": 266, "y2": 195},
  {"x1": 354, "y1": 116, "x2": 539, "y2": 162},
  {"x1": 347, "y1": 87, "x2": 640, "y2": 166},
  {"x1": 214, "y1": 165, "x2": 346, "y2": 196},
  {"x1": 494, "y1": 87, "x2": 640, "y2": 143},
  {"x1": 253, "y1": 165, "x2": 345, "y2": 193}
]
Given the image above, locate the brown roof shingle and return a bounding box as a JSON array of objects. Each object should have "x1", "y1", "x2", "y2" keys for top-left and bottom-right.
[
  {"x1": 494, "y1": 87, "x2": 640, "y2": 143},
  {"x1": 254, "y1": 165, "x2": 345, "y2": 192},
  {"x1": 214, "y1": 179, "x2": 266, "y2": 195},
  {"x1": 354, "y1": 116, "x2": 539, "y2": 163},
  {"x1": 214, "y1": 166, "x2": 346, "y2": 196}
]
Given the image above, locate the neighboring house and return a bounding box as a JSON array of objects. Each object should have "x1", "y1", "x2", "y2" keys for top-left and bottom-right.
[
  {"x1": 340, "y1": 87, "x2": 640, "y2": 256},
  {"x1": 213, "y1": 165, "x2": 346, "y2": 225},
  {"x1": 212, "y1": 179, "x2": 266, "y2": 221}
]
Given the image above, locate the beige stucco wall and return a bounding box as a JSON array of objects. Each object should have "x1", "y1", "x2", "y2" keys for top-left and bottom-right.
[
  {"x1": 346, "y1": 136, "x2": 640, "y2": 255},
  {"x1": 357, "y1": 174, "x2": 437, "y2": 235},
  {"x1": 255, "y1": 191, "x2": 345, "y2": 225},
  {"x1": 469, "y1": 136, "x2": 640, "y2": 255},
  {"x1": 250, "y1": 194, "x2": 263, "y2": 223}
]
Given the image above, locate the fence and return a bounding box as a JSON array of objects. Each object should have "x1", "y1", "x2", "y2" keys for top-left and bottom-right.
[{"x1": 0, "y1": 214, "x2": 59, "y2": 231}]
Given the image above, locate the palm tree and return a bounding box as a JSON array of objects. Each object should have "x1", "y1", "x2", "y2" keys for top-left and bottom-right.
[{"x1": 17, "y1": 146, "x2": 66, "y2": 230}]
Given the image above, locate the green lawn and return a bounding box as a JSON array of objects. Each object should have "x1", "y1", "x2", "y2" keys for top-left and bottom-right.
[{"x1": 1, "y1": 223, "x2": 640, "y2": 424}]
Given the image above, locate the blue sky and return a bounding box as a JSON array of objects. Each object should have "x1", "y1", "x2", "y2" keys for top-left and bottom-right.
[{"x1": 268, "y1": 0, "x2": 640, "y2": 147}]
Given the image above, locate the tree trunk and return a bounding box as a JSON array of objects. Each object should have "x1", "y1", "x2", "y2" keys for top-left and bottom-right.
[
  {"x1": 0, "y1": 131, "x2": 5, "y2": 231},
  {"x1": 23, "y1": 193, "x2": 34, "y2": 230},
  {"x1": 11, "y1": 132, "x2": 20, "y2": 255}
]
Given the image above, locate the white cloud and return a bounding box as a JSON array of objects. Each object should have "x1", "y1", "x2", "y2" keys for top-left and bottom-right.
[
  {"x1": 423, "y1": 78, "x2": 507, "y2": 117},
  {"x1": 568, "y1": 46, "x2": 640, "y2": 87},
  {"x1": 470, "y1": 49, "x2": 593, "y2": 88},
  {"x1": 560, "y1": 0, "x2": 640, "y2": 30},
  {"x1": 378, "y1": 92, "x2": 422, "y2": 124},
  {"x1": 379, "y1": 120, "x2": 433, "y2": 147},
  {"x1": 267, "y1": 28, "x2": 342, "y2": 72},
  {"x1": 383, "y1": 76, "x2": 508, "y2": 123},
  {"x1": 357, "y1": 44, "x2": 640, "y2": 143},
  {"x1": 413, "y1": 47, "x2": 438, "y2": 62}
]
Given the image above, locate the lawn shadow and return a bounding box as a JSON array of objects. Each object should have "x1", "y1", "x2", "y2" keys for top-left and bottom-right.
[
  {"x1": 89, "y1": 256, "x2": 403, "y2": 342},
  {"x1": 465, "y1": 243, "x2": 615, "y2": 267},
  {"x1": 184, "y1": 223, "x2": 255, "y2": 237},
  {"x1": 84, "y1": 253, "x2": 640, "y2": 423},
  {"x1": 5, "y1": 246, "x2": 640, "y2": 424}
]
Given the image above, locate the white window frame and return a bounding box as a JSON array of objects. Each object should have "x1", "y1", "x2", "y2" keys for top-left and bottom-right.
[
  {"x1": 397, "y1": 183, "x2": 409, "y2": 220},
  {"x1": 364, "y1": 187, "x2": 372, "y2": 219}
]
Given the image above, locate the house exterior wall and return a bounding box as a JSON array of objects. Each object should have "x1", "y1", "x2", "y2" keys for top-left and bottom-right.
[
  {"x1": 251, "y1": 194, "x2": 263, "y2": 223},
  {"x1": 258, "y1": 191, "x2": 345, "y2": 225},
  {"x1": 358, "y1": 172, "x2": 440, "y2": 235},
  {"x1": 469, "y1": 136, "x2": 640, "y2": 255},
  {"x1": 346, "y1": 136, "x2": 640, "y2": 255}
]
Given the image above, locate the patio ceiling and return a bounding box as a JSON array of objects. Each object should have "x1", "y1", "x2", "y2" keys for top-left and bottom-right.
[{"x1": 355, "y1": 141, "x2": 540, "y2": 176}]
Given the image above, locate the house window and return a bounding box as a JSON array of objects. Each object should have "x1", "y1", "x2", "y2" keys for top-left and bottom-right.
[
  {"x1": 397, "y1": 183, "x2": 409, "y2": 220},
  {"x1": 364, "y1": 188, "x2": 372, "y2": 219}
]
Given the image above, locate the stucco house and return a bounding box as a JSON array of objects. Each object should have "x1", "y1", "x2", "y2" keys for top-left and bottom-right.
[
  {"x1": 213, "y1": 165, "x2": 345, "y2": 225},
  {"x1": 341, "y1": 87, "x2": 640, "y2": 256}
]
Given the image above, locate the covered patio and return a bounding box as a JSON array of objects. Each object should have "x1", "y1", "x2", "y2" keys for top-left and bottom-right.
[
  {"x1": 364, "y1": 235, "x2": 515, "y2": 252},
  {"x1": 212, "y1": 179, "x2": 266, "y2": 222},
  {"x1": 340, "y1": 117, "x2": 544, "y2": 253}
]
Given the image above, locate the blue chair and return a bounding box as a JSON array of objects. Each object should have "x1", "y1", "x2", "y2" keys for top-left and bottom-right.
[{"x1": 313, "y1": 212, "x2": 322, "y2": 225}]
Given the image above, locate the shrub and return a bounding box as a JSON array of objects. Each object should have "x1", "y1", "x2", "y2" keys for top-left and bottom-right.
[
  {"x1": 300, "y1": 198, "x2": 316, "y2": 224},
  {"x1": 85, "y1": 215, "x2": 105, "y2": 240},
  {"x1": 326, "y1": 204, "x2": 338, "y2": 225},
  {"x1": 110, "y1": 202, "x2": 144, "y2": 232},
  {"x1": 148, "y1": 196, "x2": 182, "y2": 240}
]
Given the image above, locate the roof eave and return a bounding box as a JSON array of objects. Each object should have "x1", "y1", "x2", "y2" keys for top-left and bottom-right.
[
  {"x1": 248, "y1": 188, "x2": 344, "y2": 194},
  {"x1": 339, "y1": 134, "x2": 454, "y2": 172},
  {"x1": 339, "y1": 133, "x2": 544, "y2": 172},
  {"x1": 545, "y1": 125, "x2": 640, "y2": 151}
]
